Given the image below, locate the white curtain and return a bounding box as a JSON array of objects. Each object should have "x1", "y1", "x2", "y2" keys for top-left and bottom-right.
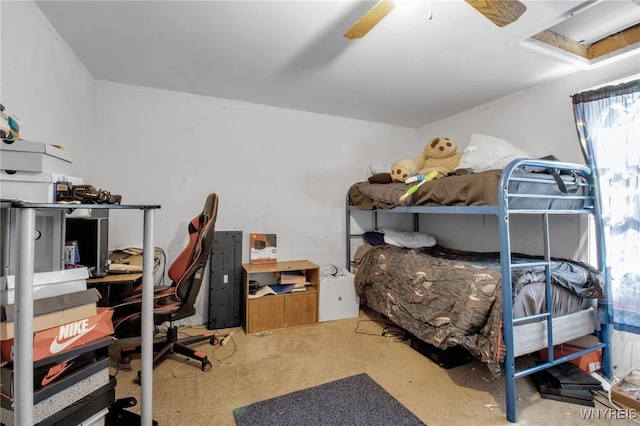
[{"x1": 572, "y1": 79, "x2": 640, "y2": 335}]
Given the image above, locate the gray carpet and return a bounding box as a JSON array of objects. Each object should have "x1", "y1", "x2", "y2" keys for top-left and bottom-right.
[{"x1": 232, "y1": 373, "x2": 426, "y2": 426}]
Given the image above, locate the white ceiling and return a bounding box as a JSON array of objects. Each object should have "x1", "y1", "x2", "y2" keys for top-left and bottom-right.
[{"x1": 34, "y1": 0, "x2": 638, "y2": 128}]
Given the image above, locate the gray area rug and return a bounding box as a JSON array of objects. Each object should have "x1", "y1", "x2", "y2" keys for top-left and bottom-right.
[{"x1": 233, "y1": 373, "x2": 426, "y2": 425}]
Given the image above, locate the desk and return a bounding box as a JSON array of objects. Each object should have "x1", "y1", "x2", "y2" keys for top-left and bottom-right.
[
  {"x1": 88, "y1": 273, "x2": 142, "y2": 306},
  {"x1": 7, "y1": 201, "x2": 160, "y2": 426},
  {"x1": 87, "y1": 250, "x2": 162, "y2": 306}
]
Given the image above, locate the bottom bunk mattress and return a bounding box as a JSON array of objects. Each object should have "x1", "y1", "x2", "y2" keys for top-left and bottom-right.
[{"x1": 353, "y1": 244, "x2": 603, "y2": 378}]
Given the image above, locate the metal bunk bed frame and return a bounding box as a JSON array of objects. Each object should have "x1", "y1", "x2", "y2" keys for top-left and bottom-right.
[{"x1": 345, "y1": 158, "x2": 612, "y2": 423}]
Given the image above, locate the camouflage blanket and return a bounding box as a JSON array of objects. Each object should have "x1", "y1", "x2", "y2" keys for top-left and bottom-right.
[{"x1": 354, "y1": 245, "x2": 602, "y2": 378}]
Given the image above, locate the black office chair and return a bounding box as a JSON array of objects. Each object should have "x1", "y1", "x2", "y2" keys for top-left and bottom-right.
[{"x1": 112, "y1": 193, "x2": 220, "y2": 372}]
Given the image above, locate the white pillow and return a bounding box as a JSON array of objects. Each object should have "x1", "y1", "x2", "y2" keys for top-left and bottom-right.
[
  {"x1": 368, "y1": 163, "x2": 391, "y2": 176},
  {"x1": 381, "y1": 229, "x2": 436, "y2": 249},
  {"x1": 458, "y1": 134, "x2": 534, "y2": 172}
]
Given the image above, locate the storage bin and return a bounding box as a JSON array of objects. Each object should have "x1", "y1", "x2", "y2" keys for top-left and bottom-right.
[{"x1": 319, "y1": 269, "x2": 359, "y2": 322}]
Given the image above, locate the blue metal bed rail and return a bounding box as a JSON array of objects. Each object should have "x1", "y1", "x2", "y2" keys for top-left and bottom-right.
[{"x1": 498, "y1": 158, "x2": 611, "y2": 423}]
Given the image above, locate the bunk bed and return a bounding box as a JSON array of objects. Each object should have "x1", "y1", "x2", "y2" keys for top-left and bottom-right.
[{"x1": 345, "y1": 158, "x2": 612, "y2": 423}]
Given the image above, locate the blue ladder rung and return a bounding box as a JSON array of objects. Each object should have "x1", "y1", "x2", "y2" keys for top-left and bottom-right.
[{"x1": 513, "y1": 312, "x2": 550, "y2": 325}]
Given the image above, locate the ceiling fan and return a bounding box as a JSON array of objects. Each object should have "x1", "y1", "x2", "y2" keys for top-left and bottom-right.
[{"x1": 344, "y1": 0, "x2": 527, "y2": 39}]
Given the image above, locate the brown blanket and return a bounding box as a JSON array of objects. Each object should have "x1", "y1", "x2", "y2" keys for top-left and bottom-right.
[
  {"x1": 354, "y1": 244, "x2": 602, "y2": 378},
  {"x1": 349, "y1": 170, "x2": 502, "y2": 209}
]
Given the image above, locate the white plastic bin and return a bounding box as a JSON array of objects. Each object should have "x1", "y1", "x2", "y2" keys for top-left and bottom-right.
[{"x1": 319, "y1": 268, "x2": 359, "y2": 322}]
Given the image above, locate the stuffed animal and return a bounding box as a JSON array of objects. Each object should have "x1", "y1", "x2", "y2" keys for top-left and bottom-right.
[
  {"x1": 390, "y1": 155, "x2": 425, "y2": 183},
  {"x1": 390, "y1": 137, "x2": 462, "y2": 183},
  {"x1": 0, "y1": 104, "x2": 20, "y2": 141},
  {"x1": 417, "y1": 137, "x2": 462, "y2": 179}
]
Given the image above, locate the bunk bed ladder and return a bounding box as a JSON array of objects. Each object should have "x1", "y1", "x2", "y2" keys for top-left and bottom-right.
[{"x1": 500, "y1": 160, "x2": 612, "y2": 423}]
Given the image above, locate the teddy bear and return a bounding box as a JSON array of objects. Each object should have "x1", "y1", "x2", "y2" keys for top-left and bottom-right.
[
  {"x1": 390, "y1": 137, "x2": 462, "y2": 183},
  {"x1": 390, "y1": 155, "x2": 425, "y2": 183},
  {"x1": 417, "y1": 137, "x2": 462, "y2": 179}
]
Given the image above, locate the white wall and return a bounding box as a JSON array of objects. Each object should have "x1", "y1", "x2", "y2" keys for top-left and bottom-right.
[
  {"x1": 416, "y1": 55, "x2": 640, "y2": 163},
  {"x1": 91, "y1": 85, "x2": 417, "y2": 323},
  {"x1": 1, "y1": 1, "x2": 95, "y2": 174},
  {"x1": 89, "y1": 81, "x2": 417, "y2": 267}
]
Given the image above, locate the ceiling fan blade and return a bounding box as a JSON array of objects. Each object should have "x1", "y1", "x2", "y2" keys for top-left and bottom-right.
[
  {"x1": 344, "y1": 0, "x2": 395, "y2": 39},
  {"x1": 465, "y1": 0, "x2": 527, "y2": 27}
]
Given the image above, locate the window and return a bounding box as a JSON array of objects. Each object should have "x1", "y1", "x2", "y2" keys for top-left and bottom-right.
[{"x1": 572, "y1": 78, "x2": 640, "y2": 334}]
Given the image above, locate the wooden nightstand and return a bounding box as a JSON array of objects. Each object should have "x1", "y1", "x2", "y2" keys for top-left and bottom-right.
[{"x1": 242, "y1": 260, "x2": 319, "y2": 334}]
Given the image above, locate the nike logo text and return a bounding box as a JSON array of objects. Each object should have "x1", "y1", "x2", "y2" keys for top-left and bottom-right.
[
  {"x1": 41, "y1": 360, "x2": 75, "y2": 386},
  {"x1": 49, "y1": 319, "x2": 98, "y2": 354}
]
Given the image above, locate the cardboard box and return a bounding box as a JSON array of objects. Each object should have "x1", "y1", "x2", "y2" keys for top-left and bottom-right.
[
  {"x1": 1, "y1": 302, "x2": 98, "y2": 341},
  {"x1": 611, "y1": 369, "x2": 640, "y2": 411},
  {"x1": 0, "y1": 267, "x2": 89, "y2": 305},
  {"x1": 250, "y1": 233, "x2": 277, "y2": 264},
  {"x1": 1, "y1": 308, "x2": 113, "y2": 362},
  {"x1": 1, "y1": 288, "x2": 99, "y2": 323},
  {"x1": 539, "y1": 342, "x2": 602, "y2": 373},
  {"x1": 0, "y1": 170, "x2": 83, "y2": 203},
  {"x1": 0, "y1": 139, "x2": 71, "y2": 174}
]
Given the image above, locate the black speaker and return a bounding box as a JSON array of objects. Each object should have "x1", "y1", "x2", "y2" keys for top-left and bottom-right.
[
  {"x1": 207, "y1": 231, "x2": 243, "y2": 329},
  {"x1": 65, "y1": 215, "x2": 109, "y2": 277}
]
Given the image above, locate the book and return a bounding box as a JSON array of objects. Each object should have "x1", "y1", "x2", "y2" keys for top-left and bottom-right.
[
  {"x1": 248, "y1": 283, "x2": 310, "y2": 298},
  {"x1": 272, "y1": 283, "x2": 309, "y2": 294},
  {"x1": 248, "y1": 285, "x2": 277, "y2": 299},
  {"x1": 291, "y1": 282, "x2": 309, "y2": 292},
  {"x1": 271, "y1": 284, "x2": 296, "y2": 294},
  {"x1": 278, "y1": 270, "x2": 307, "y2": 285}
]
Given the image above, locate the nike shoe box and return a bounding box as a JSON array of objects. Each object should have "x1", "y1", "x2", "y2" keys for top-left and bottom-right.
[
  {"x1": 0, "y1": 336, "x2": 111, "y2": 399},
  {"x1": 1, "y1": 288, "x2": 99, "y2": 340},
  {"x1": 0, "y1": 308, "x2": 114, "y2": 362},
  {"x1": 0, "y1": 357, "x2": 111, "y2": 425}
]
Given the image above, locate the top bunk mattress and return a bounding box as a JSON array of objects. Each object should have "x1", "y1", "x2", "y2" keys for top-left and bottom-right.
[{"x1": 348, "y1": 168, "x2": 590, "y2": 211}]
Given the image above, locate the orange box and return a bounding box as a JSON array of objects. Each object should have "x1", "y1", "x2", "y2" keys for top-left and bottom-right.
[
  {"x1": 250, "y1": 233, "x2": 277, "y2": 265},
  {"x1": 1, "y1": 308, "x2": 113, "y2": 362},
  {"x1": 540, "y1": 343, "x2": 602, "y2": 373}
]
